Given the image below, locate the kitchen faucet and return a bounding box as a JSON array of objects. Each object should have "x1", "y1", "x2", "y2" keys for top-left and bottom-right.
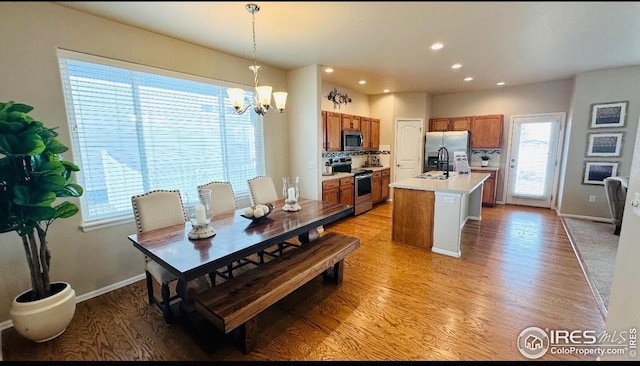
[{"x1": 437, "y1": 146, "x2": 450, "y2": 179}]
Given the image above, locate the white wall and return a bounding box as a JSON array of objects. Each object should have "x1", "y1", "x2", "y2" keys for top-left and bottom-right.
[
  {"x1": 557, "y1": 66, "x2": 640, "y2": 219},
  {"x1": 288, "y1": 65, "x2": 322, "y2": 200},
  {"x1": 0, "y1": 2, "x2": 290, "y2": 322},
  {"x1": 602, "y1": 111, "x2": 640, "y2": 361}
]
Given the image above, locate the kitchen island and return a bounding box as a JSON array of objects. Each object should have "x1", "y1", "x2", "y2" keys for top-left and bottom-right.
[{"x1": 389, "y1": 171, "x2": 490, "y2": 258}]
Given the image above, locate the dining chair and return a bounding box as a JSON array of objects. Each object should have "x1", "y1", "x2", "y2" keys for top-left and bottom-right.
[
  {"x1": 197, "y1": 181, "x2": 260, "y2": 283},
  {"x1": 247, "y1": 176, "x2": 279, "y2": 206},
  {"x1": 198, "y1": 181, "x2": 237, "y2": 214},
  {"x1": 131, "y1": 189, "x2": 187, "y2": 324},
  {"x1": 247, "y1": 176, "x2": 300, "y2": 261}
]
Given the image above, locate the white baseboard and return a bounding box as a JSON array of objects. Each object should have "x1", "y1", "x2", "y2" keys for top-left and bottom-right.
[
  {"x1": 0, "y1": 274, "x2": 146, "y2": 342},
  {"x1": 557, "y1": 212, "x2": 613, "y2": 223}
]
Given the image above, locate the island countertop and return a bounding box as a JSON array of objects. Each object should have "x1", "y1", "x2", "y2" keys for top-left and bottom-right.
[{"x1": 389, "y1": 172, "x2": 490, "y2": 194}]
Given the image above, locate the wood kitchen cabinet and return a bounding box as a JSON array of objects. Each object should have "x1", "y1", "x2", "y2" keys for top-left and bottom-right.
[
  {"x1": 372, "y1": 168, "x2": 390, "y2": 204},
  {"x1": 371, "y1": 118, "x2": 380, "y2": 150},
  {"x1": 322, "y1": 179, "x2": 339, "y2": 203},
  {"x1": 470, "y1": 114, "x2": 503, "y2": 148},
  {"x1": 471, "y1": 168, "x2": 498, "y2": 206},
  {"x1": 429, "y1": 118, "x2": 451, "y2": 132},
  {"x1": 342, "y1": 114, "x2": 360, "y2": 131},
  {"x1": 322, "y1": 110, "x2": 342, "y2": 152},
  {"x1": 339, "y1": 176, "x2": 354, "y2": 206},
  {"x1": 428, "y1": 117, "x2": 471, "y2": 132},
  {"x1": 372, "y1": 171, "x2": 382, "y2": 203},
  {"x1": 322, "y1": 176, "x2": 354, "y2": 206},
  {"x1": 381, "y1": 168, "x2": 390, "y2": 200},
  {"x1": 360, "y1": 117, "x2": 380, "y2": 151}
]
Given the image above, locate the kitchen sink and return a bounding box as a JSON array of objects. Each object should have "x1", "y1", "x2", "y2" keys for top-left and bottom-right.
[{"x1": 415, "y1": 171, "x2": 457, "y2": 180}]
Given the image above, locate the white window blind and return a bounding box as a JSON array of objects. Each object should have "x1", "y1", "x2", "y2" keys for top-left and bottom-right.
[{"x1": 57, "y1": 49, "x2": 265, "y2": 226}]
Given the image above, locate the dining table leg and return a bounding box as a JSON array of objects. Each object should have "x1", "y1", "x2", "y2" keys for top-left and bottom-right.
[
  {"x1": 176, "y1": 275, "x2": 211, "y2": 311},
  {"x1": 298, "y1": 226, "x2": 320, "y2": 244}
]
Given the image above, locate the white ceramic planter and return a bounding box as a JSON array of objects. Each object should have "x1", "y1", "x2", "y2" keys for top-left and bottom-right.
[
  {"x1": 10, "y1": 281, "x2": 76, "y2": 342},
  {"x1": 481, "y1": 160, "x2": 489, "y2": 166}
]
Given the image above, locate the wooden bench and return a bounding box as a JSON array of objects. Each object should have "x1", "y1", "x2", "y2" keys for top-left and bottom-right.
[{"x1": 193, "y1": 232, "x2": 360, "y2": 353}]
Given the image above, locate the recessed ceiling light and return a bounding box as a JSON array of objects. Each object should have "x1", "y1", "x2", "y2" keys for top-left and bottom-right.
[
  {"x1": 430, "y1": 42, "x2": 444, "y2": 50},
  {"x1": 324, "y1": 67, "x2": 334, "y2": 73},
  {"x1": 383, "y1": 89, "x2": 390, "y2": 93},
  {"x1": 464, "y1": 77, "x2": 474, "y2": 81},
  {"x1": 358, "y1": 80, "x2": 367, "y2": 85},
  {"x1": 451, "y1": 63, "x2": 462, "y2": 69},
  {"x1": 496, "y1": 81, "x2": 506, "y2": 86}
]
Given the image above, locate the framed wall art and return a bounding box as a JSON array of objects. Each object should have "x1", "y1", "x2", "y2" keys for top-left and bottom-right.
[
  {"x1": 583, "y1": 161, "x2": 619, "y2": 185},
  {"x1": 590, "y1": 101, "x2": 627, "y2": 128},
  {"x1": 586, "y1": 132, "x2": 623, "y2": 157}
]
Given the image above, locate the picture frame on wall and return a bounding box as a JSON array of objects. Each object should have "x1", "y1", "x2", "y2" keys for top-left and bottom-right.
[
  {"x1": 586, "y1": 132, "x2": 624, "y2": 157},
  {"x1": 590, "y1": 101, "x2": 627, "y2": 128},
  {"x1": 583, "y1": 161, "x2": 619, "y2": 185}
]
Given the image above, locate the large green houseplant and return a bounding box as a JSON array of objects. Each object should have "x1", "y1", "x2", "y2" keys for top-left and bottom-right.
[{"x1": 0, "y1": 101, "x2": 83, "y2": 340}]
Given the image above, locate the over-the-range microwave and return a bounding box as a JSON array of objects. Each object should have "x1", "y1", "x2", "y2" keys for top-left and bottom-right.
[{"x1": 342, "y1": 130, "x2": 364, "y2": 151}]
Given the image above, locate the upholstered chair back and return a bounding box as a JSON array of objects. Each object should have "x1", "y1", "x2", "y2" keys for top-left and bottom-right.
[
  {"x1": 197, "y1": 181, "x2": 237, "y2": 214},
  {"x1": 131, "y1": 189, "x2": 187, "y2": 233},
  {"x1": 248, "y1": 176, "x2": 278, "y2": 206}
]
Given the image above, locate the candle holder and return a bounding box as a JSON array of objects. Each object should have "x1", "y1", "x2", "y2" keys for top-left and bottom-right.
[
  {"x1": 282, "y1": 176, "x2": 301, "y2": 212},
  {"x1": 187, "y1": 188, "x2": 216, "y2": 239}
]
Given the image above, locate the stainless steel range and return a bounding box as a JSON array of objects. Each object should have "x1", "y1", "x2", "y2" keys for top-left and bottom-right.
[
  {"x1": 331, "y1": 157, "x2": 373, "y2": 216},
  {"x1": 352, "y1": 168, "x2": 373, "y2": 216}
]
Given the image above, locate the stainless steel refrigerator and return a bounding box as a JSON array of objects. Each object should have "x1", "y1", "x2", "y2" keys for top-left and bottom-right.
[{"x1": 424, "y1": 131, "x2": 471, "y2": 172}]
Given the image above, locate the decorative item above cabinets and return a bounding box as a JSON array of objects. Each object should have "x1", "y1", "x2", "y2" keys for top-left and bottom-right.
[{"x1": 326, "y1": 88, "x2": 352, "y2": 110}]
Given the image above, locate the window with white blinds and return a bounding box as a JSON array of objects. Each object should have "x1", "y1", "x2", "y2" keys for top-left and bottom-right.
[{"x1": 57, "y1": 49, "x2": 265, "y2": 227}]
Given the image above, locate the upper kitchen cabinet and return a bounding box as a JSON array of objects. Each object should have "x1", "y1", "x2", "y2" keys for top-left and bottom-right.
[
  {"x1": 428, "y1": 116, "x2": 471, "y2": 132},
  {"x1": 342, "y1": 114, "x2": 360, "y2": 131},
  {"x1": 322, "y1": 110, "x2": 342, "y2": 152},
  {"x1": 360, "y1": 117, "x2": 380, "y2": 151},
  {"x1": 429, "y1": 118, "x2": 450, "y2": 132},
  {"x1": 470, "y1": 114, "x2": 503, "y2": 148},
  {"x1": 450, "y1": 116, "x2": 471, "y2": 131}
]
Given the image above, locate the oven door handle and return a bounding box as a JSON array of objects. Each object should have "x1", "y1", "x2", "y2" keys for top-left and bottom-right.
[{"x1": 356, "y1": 174, "x2": 373, "y2": 179}]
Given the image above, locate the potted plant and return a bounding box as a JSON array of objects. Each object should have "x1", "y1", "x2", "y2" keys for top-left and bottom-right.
[
  {"x1": 0, "y1": 101, "x2": 83, "y2": 342},
  {"x1": 481, "y1": 154, "x2": 490, "y2": 167}
]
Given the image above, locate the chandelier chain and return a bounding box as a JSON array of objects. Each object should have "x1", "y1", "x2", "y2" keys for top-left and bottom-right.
[{"x1": 251, "y1": 6, "x2": 260, "y2": 88}]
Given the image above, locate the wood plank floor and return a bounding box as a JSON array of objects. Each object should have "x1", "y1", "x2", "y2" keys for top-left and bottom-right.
[{"x1": 1, "y1": 202, "x2": 605, "y2": 361}]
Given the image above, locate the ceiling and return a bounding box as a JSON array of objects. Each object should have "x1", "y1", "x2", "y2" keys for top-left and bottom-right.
[{"x1": 56, "y1": 1, "x2": 640, "y2": 96}]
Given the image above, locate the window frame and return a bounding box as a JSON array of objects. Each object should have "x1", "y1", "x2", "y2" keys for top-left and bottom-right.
[{"x1": 57, "y1": 49, "x2": 265, "y2": 231}]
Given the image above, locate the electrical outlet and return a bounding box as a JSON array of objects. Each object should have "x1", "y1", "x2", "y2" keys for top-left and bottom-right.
[
  {"x1": 588, "y1": 195, "x2": 596, "y2": 203},
  {"x1": 308, "y1": 160, "x2": 315, "y2": 169}
]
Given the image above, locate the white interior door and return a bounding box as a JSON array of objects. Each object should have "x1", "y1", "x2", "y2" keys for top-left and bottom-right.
[
  {"x1": 394, "y1": 118, "x2": 423, "y2": 182},
  {"x1": 505, "y1": 113, "x2": 565, "y2": 208}
]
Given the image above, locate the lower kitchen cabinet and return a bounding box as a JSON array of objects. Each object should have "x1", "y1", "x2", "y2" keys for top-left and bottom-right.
[
  {"x1": 471, "y1": 168, "x2": 498, "y2": 206},
  {"x1": 322, "y1": 176, "x2": 354, "y2": 206},
  {"x1": 372, "y1": 168, "x2": 390, "y2": 204}
]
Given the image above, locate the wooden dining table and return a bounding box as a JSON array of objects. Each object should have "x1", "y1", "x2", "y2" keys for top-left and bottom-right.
[{"x1": 128, "y1": 198, "x2": 354, "y2": 300}]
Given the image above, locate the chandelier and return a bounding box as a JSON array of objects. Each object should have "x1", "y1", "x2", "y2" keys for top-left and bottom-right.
[{"x1": 227, "y1": 3, "x2": 287, "y2": 116}]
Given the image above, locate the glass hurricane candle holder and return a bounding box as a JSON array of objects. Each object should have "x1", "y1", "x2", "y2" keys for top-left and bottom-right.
[
  {"x1": 187, "y1": 188, "x2": 216, "y2": 239},
  {"x1": 282, "y1": 176, "x2": 301, "y2": 212}
]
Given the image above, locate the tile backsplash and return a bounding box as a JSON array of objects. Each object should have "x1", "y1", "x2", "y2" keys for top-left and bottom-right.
[{"x1": 322, "y1": 146, "x2": 391, "y2": 168}]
